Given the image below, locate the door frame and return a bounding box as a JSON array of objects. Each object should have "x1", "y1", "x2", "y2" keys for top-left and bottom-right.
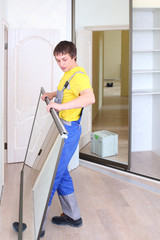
[
  {"x1": 79, "y1": 26, "x2": 131, "y2": 171},
  {"x1": 3, "y1": 23, "x2": 8, "y2": 164},
  {"x1": 0, "y1": 21, "x2": 9, "y2": 200}
]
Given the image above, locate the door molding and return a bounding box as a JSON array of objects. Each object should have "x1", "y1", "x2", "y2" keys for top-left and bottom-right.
[{"x1": 85, "y1": 25, "x2": 129, "y2": 31}]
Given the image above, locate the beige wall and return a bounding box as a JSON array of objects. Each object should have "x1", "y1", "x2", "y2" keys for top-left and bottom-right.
[
  {"x1": 104, "y1": 31, "x2": 121, "y2": 80},
  {"x1": 133, "y1": 0, "x2": 160, "y2": 8},
  {"x1": 121, "y1": 30, "x2": 129, "y2": 97},
  {"x1": 92, "y1": 31, "x2": 104, "y2": 120}
]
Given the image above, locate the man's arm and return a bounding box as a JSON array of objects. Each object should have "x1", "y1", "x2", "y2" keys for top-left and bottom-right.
[
  {"x1": 41, "y1": 91, "x2": 57, "y2": 101},
  {"x1": 46, "y1": 88, "x2": 95, "y2": 112}
]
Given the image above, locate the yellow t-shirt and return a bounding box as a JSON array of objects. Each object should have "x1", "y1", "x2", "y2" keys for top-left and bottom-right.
[{"x1": 57, "y1": 66, "x2": 92, "y2": 122}]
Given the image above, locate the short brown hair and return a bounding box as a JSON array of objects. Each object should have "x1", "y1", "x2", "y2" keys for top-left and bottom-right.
[{"x1": 53, "y1": 41, "x2": 77, "y2": 60}]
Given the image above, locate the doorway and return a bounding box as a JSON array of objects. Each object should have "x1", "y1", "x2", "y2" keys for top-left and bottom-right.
[{"x1": 80, "y1": 29, "x2": 130, "y2": 170}]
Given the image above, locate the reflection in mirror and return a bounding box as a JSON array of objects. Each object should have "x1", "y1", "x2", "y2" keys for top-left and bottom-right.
[
  {"x1": 80, "y1": 30, "x2": 129, "y2": 169},
  {"x1": 14, "y1": 89, "x2": 67, "y2": 240}
]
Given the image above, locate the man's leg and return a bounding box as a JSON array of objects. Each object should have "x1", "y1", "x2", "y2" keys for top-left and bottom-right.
[
  {"x1": 51, "y1": 169, "x2": 82, "y2": 227},
  {"x1": 57, "y1": 168, "x2": 81, "y2": 220},
  {"x1": 40, "y1": 122, "x2": 82, "y2": 237}
]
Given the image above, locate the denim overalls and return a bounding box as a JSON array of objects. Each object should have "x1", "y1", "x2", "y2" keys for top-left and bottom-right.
[{"x1": 48, "y1": 71, "x2": 84, "y2": 220}]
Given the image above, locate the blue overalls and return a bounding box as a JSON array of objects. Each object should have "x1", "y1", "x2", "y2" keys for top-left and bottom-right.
[{"x1": 48, "y1": 71, "x2": 84, "y2": 220}]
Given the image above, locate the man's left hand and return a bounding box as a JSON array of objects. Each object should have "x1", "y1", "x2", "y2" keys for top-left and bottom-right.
[{"x1": 47, "y1": 102, "x2": 62, "y2": 112}]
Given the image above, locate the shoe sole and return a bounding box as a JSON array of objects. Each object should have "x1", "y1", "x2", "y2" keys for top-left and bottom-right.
[{"x1": 52, "y1": 220, "x2": 82, "y2": 228}]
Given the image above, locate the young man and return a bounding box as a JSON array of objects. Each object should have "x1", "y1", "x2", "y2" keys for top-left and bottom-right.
[{"x1": 41, "y1": 40, "x2": 95, "y2": 237}]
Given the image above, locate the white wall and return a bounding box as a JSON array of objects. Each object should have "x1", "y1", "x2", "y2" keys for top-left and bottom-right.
[
  {"x1": 0, "y1": 0, "x2": 72, "y2": 197},
  {"x1": 6, "y1": 0, "x2": 71, "y2": 40},
  {"x1": 75, "y1": 0, "x2": 129, "y2": 29}
]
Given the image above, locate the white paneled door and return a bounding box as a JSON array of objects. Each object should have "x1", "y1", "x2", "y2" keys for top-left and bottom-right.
[
  {"x1": 7, "y1": 29, "x2": 60, "y2": 163},
  {"x1": 76, "y1": 29, "x2": 93, "y2": 150}
]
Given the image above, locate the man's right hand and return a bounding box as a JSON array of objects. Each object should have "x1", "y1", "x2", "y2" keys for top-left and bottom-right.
[{"x1": 41, "y1": 91, "x2": 57, "y2": 101}]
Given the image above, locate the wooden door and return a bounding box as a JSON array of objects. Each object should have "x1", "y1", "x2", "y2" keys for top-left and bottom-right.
[{"x1": 7, "y1": 29, "x2": 61, "y2": 163}]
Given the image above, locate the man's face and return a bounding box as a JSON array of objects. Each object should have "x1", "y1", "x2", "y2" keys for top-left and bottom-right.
[{"x1": 55, "y1": 53, "x2": 76, "y2": 72}]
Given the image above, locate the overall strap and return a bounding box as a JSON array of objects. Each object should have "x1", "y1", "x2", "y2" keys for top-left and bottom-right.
[{"x1": 62, "y1": 71, "x2": 85, "y2": 91}]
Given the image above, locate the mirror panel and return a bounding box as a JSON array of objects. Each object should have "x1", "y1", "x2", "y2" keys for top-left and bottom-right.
[
  {"x1": 131, "y1": 6, "x2": 160, "y2": 180},
  {"x1": 80, "y1": 30, "x2": 129, "y2": 169},
  {"x1": 17, "y1": 90, "x2": 66, "y2": 240},
  {"x1": 32, "y1": 134, "x2": 62, "y2": 239}
]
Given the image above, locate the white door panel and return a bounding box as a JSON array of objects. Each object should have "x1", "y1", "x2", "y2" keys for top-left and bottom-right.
[
  {"x1": 76, "y1": 29, "x2": 93, "y2": 150},
  {"x1": 8, "y1": 29, "x2": 61, "y2": 163}
]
